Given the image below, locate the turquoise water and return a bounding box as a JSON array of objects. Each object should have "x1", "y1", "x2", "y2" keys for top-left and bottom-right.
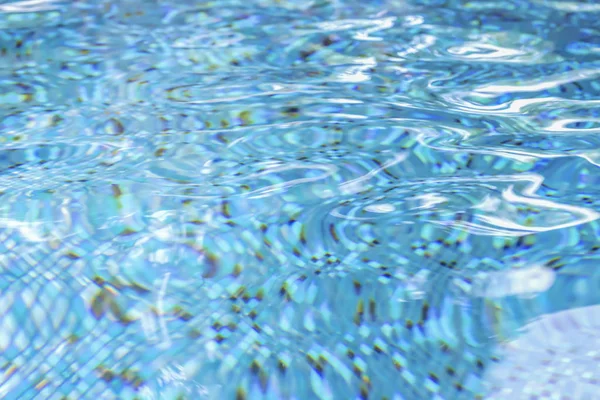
[{"x1": 1, "y1": 0, "x2": 600, "y2": 399}]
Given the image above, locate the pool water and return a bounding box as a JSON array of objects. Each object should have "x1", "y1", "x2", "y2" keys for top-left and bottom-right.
[{"x1": 1, "y1": 0, "x2": 600, "y2": 399}]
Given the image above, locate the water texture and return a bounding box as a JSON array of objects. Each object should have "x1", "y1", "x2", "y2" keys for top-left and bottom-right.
[{"x1": 1, "y1": 0, "x2": 600, "y2": 399}]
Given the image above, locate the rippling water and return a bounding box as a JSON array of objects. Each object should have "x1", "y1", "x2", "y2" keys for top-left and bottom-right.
[{"x1": 1, "y1": 0, "x2": 600, "y2": 399}]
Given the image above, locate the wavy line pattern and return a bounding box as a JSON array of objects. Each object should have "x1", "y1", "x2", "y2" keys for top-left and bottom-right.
[{"x1": 1, "y1": 0, "x2": 600, "y2": 399}]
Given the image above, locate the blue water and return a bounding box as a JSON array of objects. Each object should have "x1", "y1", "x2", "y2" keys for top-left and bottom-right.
[{"x1": 1, "y1": 0, "x2": 600, "y2": 399}]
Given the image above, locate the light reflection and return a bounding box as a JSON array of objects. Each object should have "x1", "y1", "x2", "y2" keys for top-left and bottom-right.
[
  {"x1": 422, "y1": 173, "x2": 600, "y2": 236},
  {"x1": 339, "y1": 152, "x2": 407, "y2": 195},
  {"x1": 534, "y1": 0, "x2": 600, "y2": 12},
  {"x1": 333, "y1": 57, "x2": 377, "y2": 83},
  {"x1": 0, "y1": 0, "x2": 62, "y2": 12},
  {"x1": 352, "y1": 17, "x2": 396, "y2": 41},
  {"x1": 472, "y1": 265, "x2": 556, "y2": 298},
  {"x1": 474, "y1": 69, "x2": 600, "y2": 94},
  {"x1": 364, "y1": 203, "x2": 395, "y2": 213},
  {"x1": 447, "y1": 42, "x2": 526, "y2": 60}
]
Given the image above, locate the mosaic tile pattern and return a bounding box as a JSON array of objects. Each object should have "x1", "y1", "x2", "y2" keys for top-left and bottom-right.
[{"x1": 1, "y1": 0, "x2": 600, "y2": 399}]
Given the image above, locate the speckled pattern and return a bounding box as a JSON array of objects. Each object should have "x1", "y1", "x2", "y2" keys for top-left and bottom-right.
[{"x1": 1, "y1": 0, "x2": 600, "y2": 399}]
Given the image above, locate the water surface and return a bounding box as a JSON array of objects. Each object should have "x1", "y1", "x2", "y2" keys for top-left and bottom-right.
[{"x1": 1, "y1": 0, "x2": 600, "y2": 399}]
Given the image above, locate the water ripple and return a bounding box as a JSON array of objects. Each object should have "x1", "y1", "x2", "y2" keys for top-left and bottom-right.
[{"x1": 1, "y1": 0, "x2": 600, "y2": 399}]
